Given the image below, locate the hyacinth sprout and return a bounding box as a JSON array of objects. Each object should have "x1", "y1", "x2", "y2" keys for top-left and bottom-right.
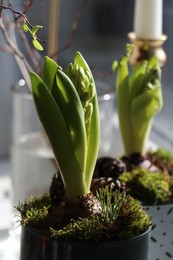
[
  {"x1": 30, "y1": 52, "x2": 100, "y2": 200},
  {"x1": 113, "y1": 45, "x2": 163, "y2": 156}
]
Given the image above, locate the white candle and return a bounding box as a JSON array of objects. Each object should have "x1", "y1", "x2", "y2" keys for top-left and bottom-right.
[{"x1": 134, "y1": 0, "x2": 163, "y2": 39}]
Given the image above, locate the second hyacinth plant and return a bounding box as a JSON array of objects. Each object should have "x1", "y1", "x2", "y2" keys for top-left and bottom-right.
[
  {"x1": 113, "y1": 44, "x2": 163, "y2": 157},
  {"x1": 94, "y1": 45, "x2": 173, "y2": 206}
]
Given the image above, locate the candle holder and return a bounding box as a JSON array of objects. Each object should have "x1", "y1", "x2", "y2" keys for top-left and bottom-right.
[{"x1": 128, "y1": 32, "x2": 167, "y2": 67}]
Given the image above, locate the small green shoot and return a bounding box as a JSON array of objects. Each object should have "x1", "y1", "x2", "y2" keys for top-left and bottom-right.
[
  {"x1": 22, "y1": 21, "x2": 43, "y2": 51},
  {"x1": 96, "y1": 186, "x2": 125, "y2": 223}
]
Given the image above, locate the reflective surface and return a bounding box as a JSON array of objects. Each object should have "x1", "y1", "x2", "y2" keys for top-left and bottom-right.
[
  {"x1": 96, "y1": 81, "x2": 123, "y2": 157},
  {"x1": 20, "y1": 226, "x2": 151, "y2": 260}
]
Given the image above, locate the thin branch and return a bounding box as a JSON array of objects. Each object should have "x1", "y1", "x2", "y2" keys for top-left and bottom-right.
[
  {"x1": 0, "y1": 3, "x2": 46, "y2": 43},
  {"x1": 0, "y1": 1, "x2": 44, "y2": 77},
  {"x1": 7, "y1": 0, "x2": 12, "y2": 6},
  {"x1": 12, "y1": 0, "x2": 33, "y2": 26},
  {"x1": 14, "y1": 1, "x2": 43, "y2": 75},
  {"x1": 0, "y1": 44, "x2": 13, "y2": 53},
  {"x1": 0, "y1": 0, "x2": 112, "y2": 82},
  {"x1": 22, "y1": 0, "x2": 33, "y2": 15},
  {"x1": 0, "y1": 16, "x2": 31, "y2": 88},
  {"x1": 0, "y1": 1, "x2": 3, "y2": 17},
  {"x1": 0, "y1": 5, "x2": 33, "y2": 27},
  {"x1": 17, "y1": 27, "x2": 42, "y2": 75},
  {"x1": 0, "y1": 0, "x2": 88, "y2": 64}
]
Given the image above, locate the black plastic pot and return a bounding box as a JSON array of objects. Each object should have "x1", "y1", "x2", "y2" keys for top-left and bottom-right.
[{"x1": 20, "y1": 226, "x2": 151, "y2": 260}]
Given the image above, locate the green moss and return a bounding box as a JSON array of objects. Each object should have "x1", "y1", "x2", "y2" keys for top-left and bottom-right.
[
  {"x1": 50, "y1": 189, "x2": 150, "y2": 242},
  {"x1": 50, "y1": 216, "x2": 104, "y2": 242},
  {"x1": 154, "y1": 148, "x2": 173, "y2": 164},
  {"x1": 16, "y1": 194, "x2": 53, "y2": 233},
  {"x1": 119, "y1": 168, "x2": 171, "y2": 204},
  {"x1": 118, "y1": 194, "x2": 151, "y2": 239},
  {"x1": 18, "y1": 188, "x2": 151, "y2": 242}
]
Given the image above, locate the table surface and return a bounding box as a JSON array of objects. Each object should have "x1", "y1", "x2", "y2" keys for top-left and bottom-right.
[{"x1": 0, "y1": 160, "x2": 20, "y2": 260}]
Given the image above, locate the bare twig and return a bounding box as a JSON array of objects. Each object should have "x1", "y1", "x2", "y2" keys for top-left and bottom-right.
[
  {"x1": 14, "y1": 1, "x2": 43, "y2": 75},
  {"x1": 0, "y1": 44, "x2": 13, "y2": 53},
  {"x1": 7, "y1": 0, "x2": 12, "y2": 6},
  {"x1": 17, "y1": 27, "x2": 42, "y2": 75},
  {"x1": 0, "y1": 0, "x2": 112, "y2": 84},
  {"x1": 0, "y1": 16, "x2": 32, "y2": 88},
  {"x1": 0, "y1": 1, "x2": 3, "y2": 17},
  {"x1": 22, "y1": 0, "x2": 33, "y2": 15},
  {"x1": 0, "y1": 5, "x2": 33, "y2": 27},
  {"x1": 0, "y1": 3, "x2": 45, "y2": 44},
  {"x1": 0, "y1": 1, "x2": 45, "y2": 84}
]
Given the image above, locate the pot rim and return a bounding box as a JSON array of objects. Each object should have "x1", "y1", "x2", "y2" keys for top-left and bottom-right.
[{"x1": 21, "y1": 225, "x2": 151, "y2": 246}]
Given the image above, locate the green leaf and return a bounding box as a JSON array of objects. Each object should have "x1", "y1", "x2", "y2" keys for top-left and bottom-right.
[
  {"x1": 126, "y1": 44, "x2": 133, "y2": 56},
  {"x1": 74, "y1": 52, "x2": 92, "y2": 78},
  {"x1": 131, "y1": 90, "x2": 159, "y2": 154},
  {"x1": 32, "y1": 38, "x2": 43, "y2": 51},
  {"x1": 54, "y1": 69, "x2": 87, "y2": 174},
  {"x1": 116, "y1": 57, "x2": 134, "y2": 155},
  {"x1": 85, "y1": 92, "x2": 100, "y2": 190},
  {"x1": 32, "y1": 25, "x2": 43, "y2": 36},
  {"x1": 132, "y1": 87, "x2": 162, "y2": 120},
  {"x1": 129, "y1": 62, "x2": 147, "y2": 99},
  {"x1": 22, "y1": 22, "x2": 29, "y2": 32},
  {"x1": 112, "y1": 60, "x2": 118, "y2": 72},
  {"x1": 74, "y1": 52, "x2": 100, "y2": 190},
  {"x1": 43, "y1": 56, "x2": 60, "y2": 92}
]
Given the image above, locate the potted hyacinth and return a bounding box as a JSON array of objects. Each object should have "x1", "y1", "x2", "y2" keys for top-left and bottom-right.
[
  {"x1": 17, "y1": 51, "x2": 151, "y2": 260},
  {"x1": 94, "y1": 45, "x2": 173, "y2": 260}
]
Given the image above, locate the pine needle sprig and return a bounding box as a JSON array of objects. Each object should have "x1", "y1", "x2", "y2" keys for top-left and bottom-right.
[{"x1": 96, "y1": 186, "x2": 126, "y2": 223}]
